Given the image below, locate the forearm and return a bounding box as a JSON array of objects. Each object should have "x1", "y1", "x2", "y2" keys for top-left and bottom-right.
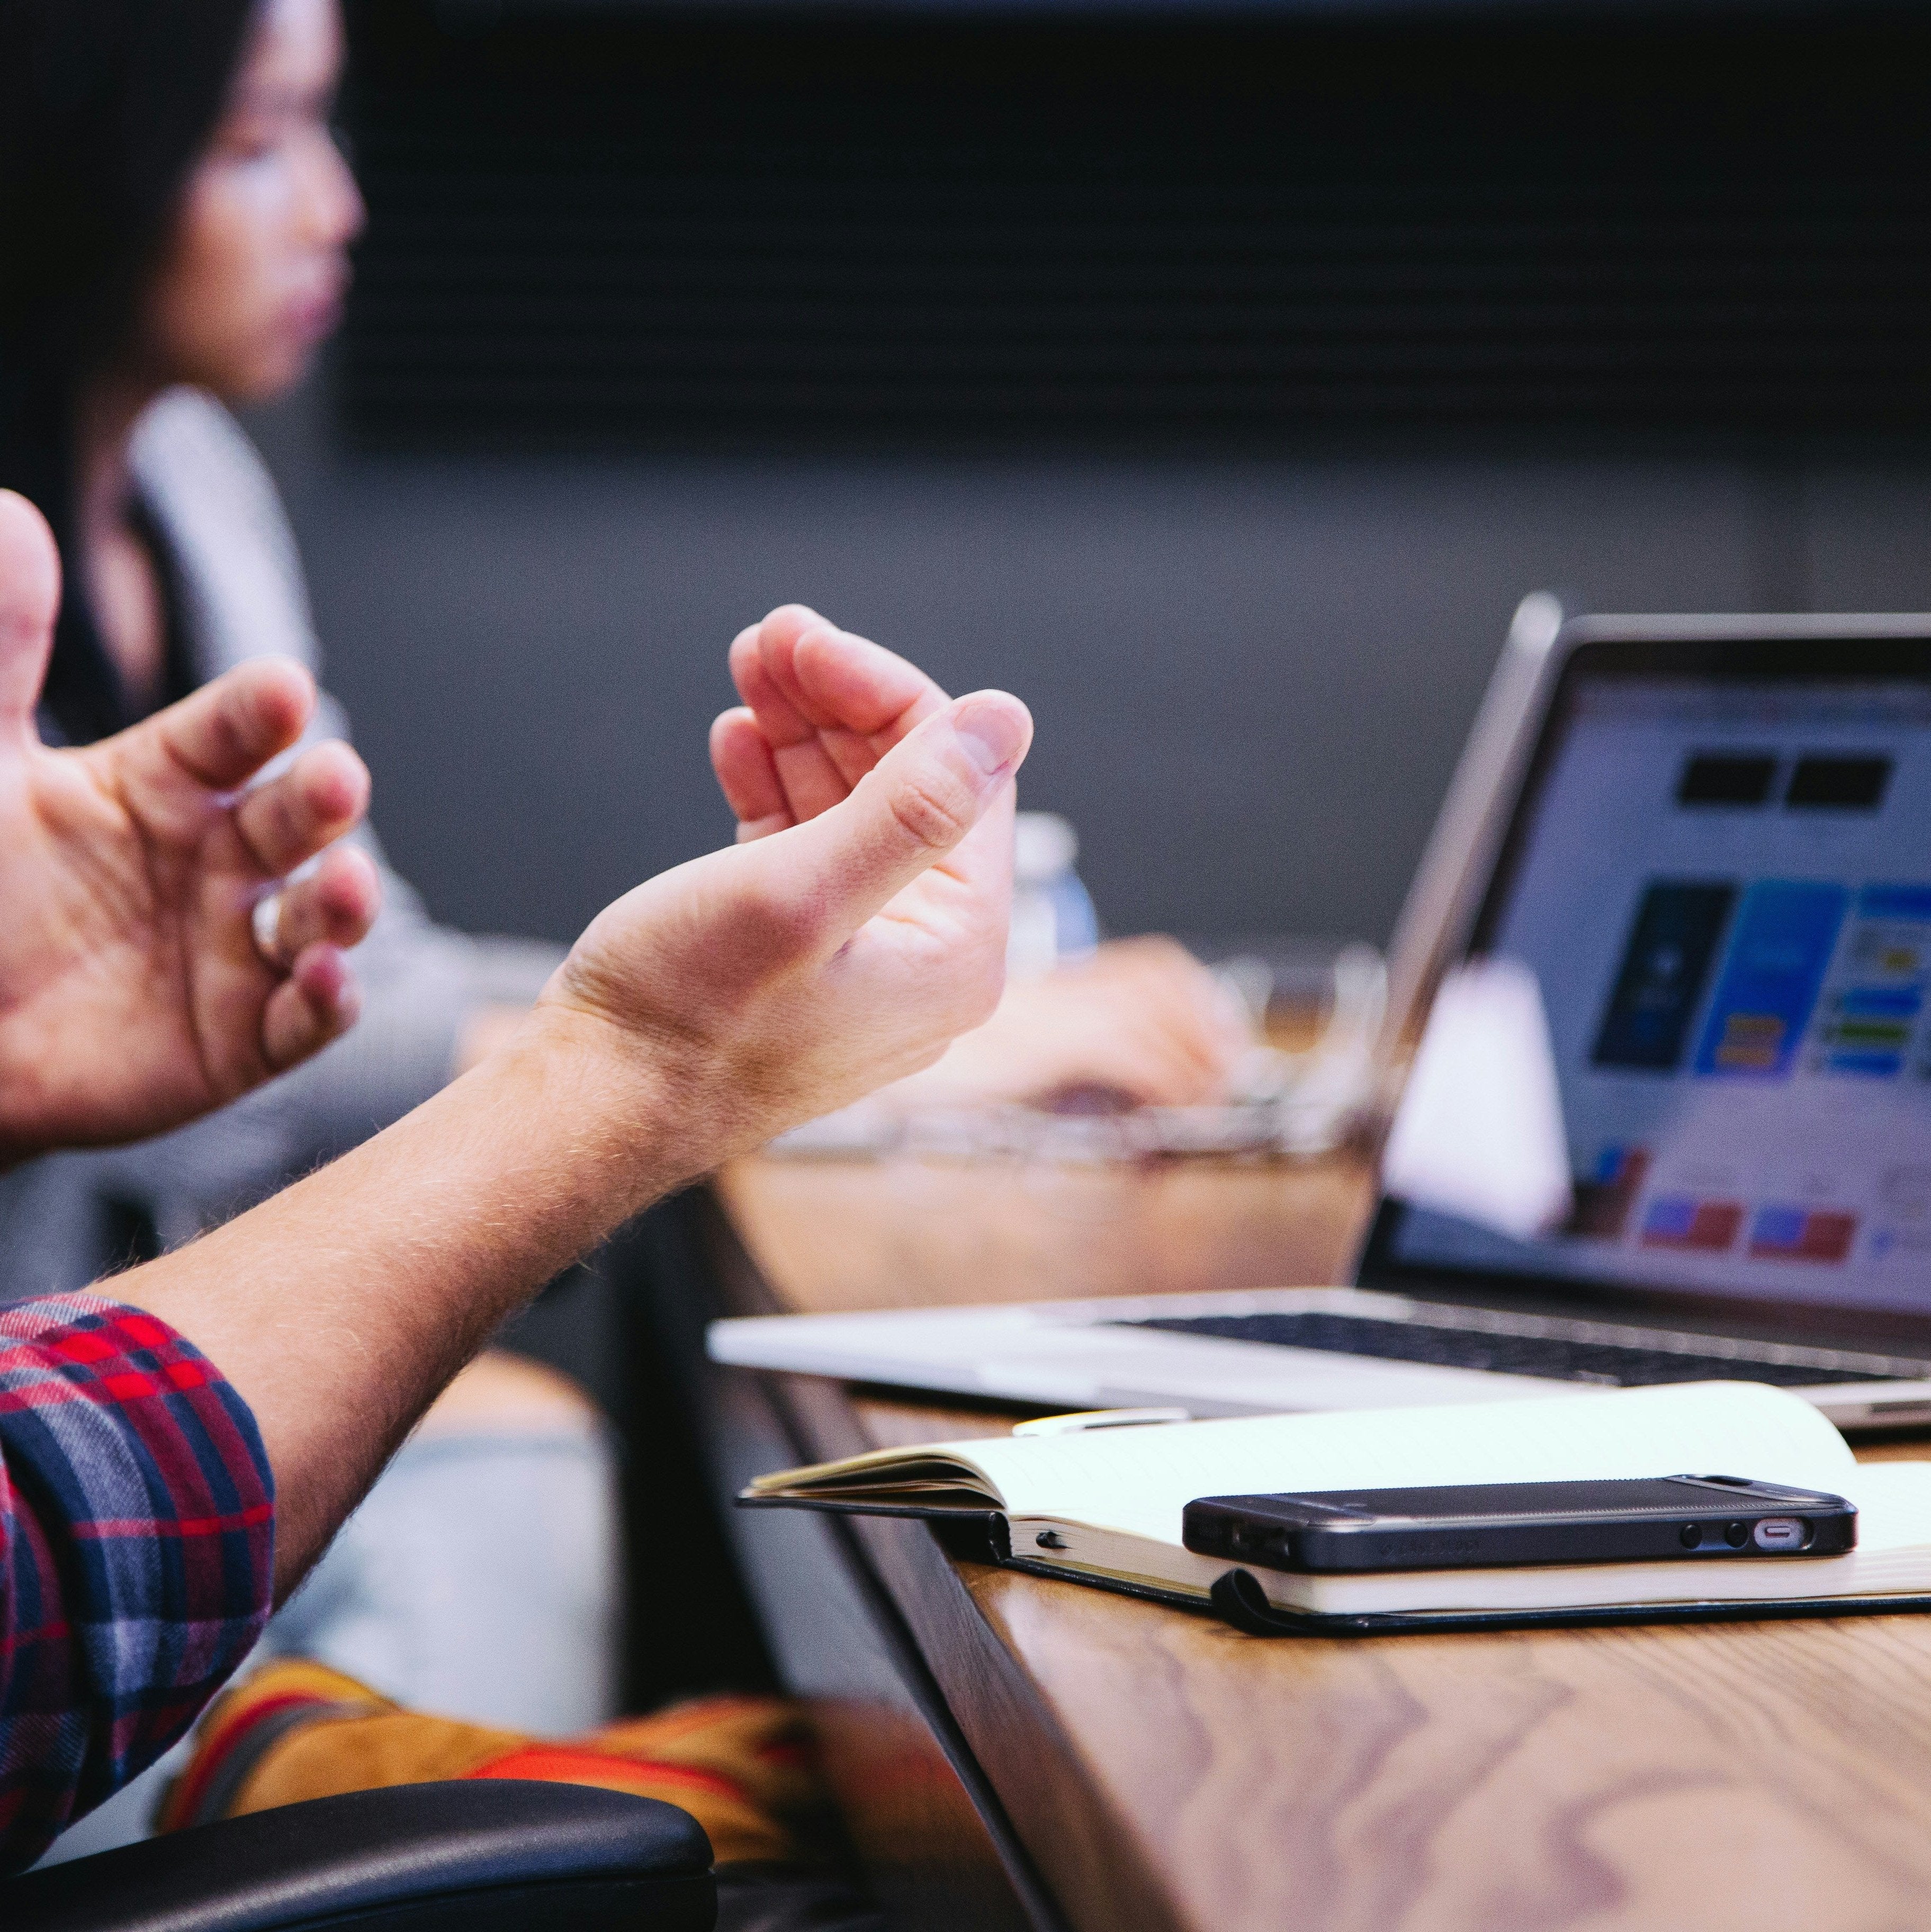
[
  {"x1": 107, "y1": 645, "x2": 1029, "y2": 1603},
  {"x1": 119, "y1": 1010, "x2": 677, "y2": 1595}
]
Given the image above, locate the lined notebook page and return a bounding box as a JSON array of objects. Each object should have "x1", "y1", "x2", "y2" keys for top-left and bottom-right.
[
  {"x1": 1833, "y1": 1462, "x2": 1931, "y2": 1556},
  {"x1": 950, "y1": 1382, "x2": 1857, "y2": 1546}
]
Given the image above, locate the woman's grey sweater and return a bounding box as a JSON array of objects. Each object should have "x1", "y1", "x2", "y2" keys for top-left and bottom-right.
[{"x1": 0, "y1": 389, "x2": 562, "y2": 1294}]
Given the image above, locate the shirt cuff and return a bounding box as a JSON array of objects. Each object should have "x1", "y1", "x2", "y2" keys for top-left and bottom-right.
[{"x1": 0, "y1": 1294, "x2": 275, "y2": 1829}]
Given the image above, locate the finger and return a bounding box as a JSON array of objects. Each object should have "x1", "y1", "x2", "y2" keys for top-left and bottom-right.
[
  {"x1": 1082, "y1": 937, "x2": 1252, "y2": 1061},
  {"x1": 795, "y1": 629, "x2": 947, "y2": 792},
  {"x1": 751, "y1": 604, "x2": 855, "y2": 733},
  {"x1": 147, "y1": 657, "x2": 317, "y2": 790},
  {"x1": 734, "y1": 609, "x2": 953, "y2": 816},
  {"x1": 709, "y1": 706, "x2": 792, "y2": 837},
  {"x1": 749, "y1": 690, "x2": 1032, "y2": 945},
  {"x1": 770, "y1": 731, "x2": 862, "y2": 825},
  {"x1": 765, "y1": 615, "x2": 945, "y2": 793},
  {"x1": 729, "y1": 618, "x2": 818, "y2": 748},
  {"x1": 1133, "y1": 1015, "x2": 1240, "y2": 1099},
  {"x1": 1153, "y1": 955, "x2": 1256, "y2": 1071},
  {"x1": 731, "y1": 606, "x2": 963, "y2": 821},
  {"x1": 773, "y1": 619, "x2": 942, "y2": 791},
  {"x1": 266, "y1": 844, "x2": 381, "y2": 959},
  {"x1": 233, "y1": 740, "x2": 371, "y2": 876},
  {"x1": 0, "y1": 491, "x2": 60, "y2": 741},
  {"x1": 791, "y1": 623, "x2": 947, "y2": 746},
  {"x1": 1094, "y1": 972, "x2": 1246, "y2": 1095},
  {"x1": 261, "y1": 944, "x2": 362, "y2": 1071},
  {"x1": 1063, "y1": 1037, "x2": 1213, "y2": 1109},
  {"x1": 728, "y1": 616, "x2": 856, "y2": 824}
]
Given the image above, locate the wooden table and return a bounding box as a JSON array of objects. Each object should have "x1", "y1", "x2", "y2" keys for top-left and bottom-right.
[{"x1": 688, "y1": 1151, "x2": 1931, "y2": 1932}]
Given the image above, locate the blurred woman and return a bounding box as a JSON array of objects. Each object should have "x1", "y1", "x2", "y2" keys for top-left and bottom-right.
[
  {"x1": 0, "y1": 0, "x2": 1244, "y2": 1853},
  {"x1": 0, "y1": 0, "x2": 617, "y2": 1854},
  {"x1": 0, "y1": 0, "x2": 560, "y2": 1266}
]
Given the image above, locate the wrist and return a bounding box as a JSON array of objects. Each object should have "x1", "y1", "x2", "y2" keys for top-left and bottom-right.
[
  {"x1": 488, "y1": 996, "x2": 725, "y2": 1224},
  {"x1": 459, "y1": 1007, "x2": 673, "y2": 1239},
  {"x1": 515, "y1": 980, "x2": 900, "y2": 1187}
]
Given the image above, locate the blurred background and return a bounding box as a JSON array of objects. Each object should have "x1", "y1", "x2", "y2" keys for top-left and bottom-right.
[{"x1": 252, "y1": 0, "x2": 1931, "y2": 958}]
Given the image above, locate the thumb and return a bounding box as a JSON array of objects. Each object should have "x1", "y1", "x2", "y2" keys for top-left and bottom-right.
[
  {"x1": 755, "y1": 690, "x2": 1032, "y2": 943},
  {"x1": 0, "y1": 491, "x2": 59, "y2": 744}
]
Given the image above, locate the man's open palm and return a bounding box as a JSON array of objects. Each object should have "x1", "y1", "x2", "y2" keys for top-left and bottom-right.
[{"x1": 0, "y1": 491, "x2": 379, "y2": 1164}]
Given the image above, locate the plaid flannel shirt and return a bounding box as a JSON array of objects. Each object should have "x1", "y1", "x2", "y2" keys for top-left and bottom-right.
[{"x1": 0, "y1": 1294, "x2": 274, "y2": 1872}]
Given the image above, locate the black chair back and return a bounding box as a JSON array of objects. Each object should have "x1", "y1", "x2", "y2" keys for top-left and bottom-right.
[{"x1": 2, "y1": 1779, "x2": 716, "y2": 1932}]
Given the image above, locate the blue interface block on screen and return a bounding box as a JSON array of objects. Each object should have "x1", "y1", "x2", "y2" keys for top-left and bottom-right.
[
  {"x1": 1836, "y1": 986, "x2": 1923, "y2": 1019},
  {"x1": 1752, "y1": 1205, "x2": 1809, "y2": 1249},
  {"x1": 1643, "y1": 1197, "x2": 1700, "y2": 1240},
  {"x1": 1693, "y1": 880, "x2": 1848, "y2": 1078},
  {"x1": 1859, "y1": 884, "x2": 1931, "y2": 923},
  {"x1": 1825, "y1": 1049, "x2": 1906, "y2": 1078},
  {"x1": 1592, "y1": 880, "x2": 1737, "y2": 1071}
]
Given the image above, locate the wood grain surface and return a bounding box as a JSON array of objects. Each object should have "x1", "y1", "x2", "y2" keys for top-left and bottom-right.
[
  {"x1": 960, "y1": 1556, "x2": 1931, "y2": 1932},
  {"x1": 840, "y1": 1401, "x2": 1931, "y2": 1932},
  {"x1": 714, "y1": 1156, "x2": 1931, "y2": 1932},
  {"x1": 715, "y1": 1150, "x2": 1374, "y2": 1312}
]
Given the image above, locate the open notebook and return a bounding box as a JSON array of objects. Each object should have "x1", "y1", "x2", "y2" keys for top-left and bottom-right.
[{"x1": 740, "y1": 1382, "x2": 1931, "y2": 1634}]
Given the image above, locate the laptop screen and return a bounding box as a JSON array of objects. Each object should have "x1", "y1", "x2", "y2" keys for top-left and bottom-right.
[{"x1": 1375, "y1": 639, "x2": 1931, "y2": 1320}]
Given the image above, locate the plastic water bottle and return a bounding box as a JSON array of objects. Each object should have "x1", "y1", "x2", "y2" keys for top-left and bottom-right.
[{"x1": 1008, "y1": 812, "x2": 1100, "y2": 978}]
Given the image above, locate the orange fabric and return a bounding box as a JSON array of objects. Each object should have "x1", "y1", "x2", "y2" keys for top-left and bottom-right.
[
  {"x1": 469, "y1": 1748, "x2": 749, "y2": 1803},
  {"x1": 594, "y1": 1695, "x2": 826, "y2": 1819},
  {"x1": 163, "y1": 1660, "x2": 828, "y2": 1866},
  {"x1": 156, "y1": 1660, "x2": 396, "y2": 1834}
]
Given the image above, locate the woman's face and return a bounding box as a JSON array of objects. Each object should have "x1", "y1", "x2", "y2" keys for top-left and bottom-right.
[{"x1": 139, "y1": 0, "x2": 364, "y2": 402}]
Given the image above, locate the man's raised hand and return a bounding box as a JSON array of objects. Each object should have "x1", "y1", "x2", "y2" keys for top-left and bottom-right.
[
  {"x1": 534, "y1": 609, "x2": 1029, "y2": 1169},
  {"x1": 711, "y1": 607, "x2": 1250, "y2": 1114},
  {"x1": 0, "y1": 490, "x2": 379, "y2": 1164}
]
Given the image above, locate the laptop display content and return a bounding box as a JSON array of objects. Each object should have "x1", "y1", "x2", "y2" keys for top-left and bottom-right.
[{"x1": 1369, "y1": 647, "x2": 1931, "y2": 1321}]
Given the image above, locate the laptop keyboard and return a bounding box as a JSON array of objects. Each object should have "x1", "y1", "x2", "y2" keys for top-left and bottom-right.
[{"x1": 1115, "y1": 1310, "x2": 1925, "y2": 1388}]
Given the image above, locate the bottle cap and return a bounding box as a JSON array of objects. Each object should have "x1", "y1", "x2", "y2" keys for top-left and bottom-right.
[{"x1": 1013, "y1": 811, "x2": 1079, "y2": 884}]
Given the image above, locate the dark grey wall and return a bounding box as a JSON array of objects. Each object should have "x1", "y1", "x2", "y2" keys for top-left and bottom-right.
[{"x1": 246, "y1": 386, "x2": 1931, "y2": 952}]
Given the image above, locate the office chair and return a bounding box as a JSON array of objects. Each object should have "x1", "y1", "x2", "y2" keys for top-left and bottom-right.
[{"x1": 0, "y1": 1779, "x2": 716, "y2": 1931}]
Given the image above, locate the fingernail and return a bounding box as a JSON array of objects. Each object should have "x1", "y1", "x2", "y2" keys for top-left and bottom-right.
[{"x1": 951, "y1": 696, "x2": 1027, "y2": 776}]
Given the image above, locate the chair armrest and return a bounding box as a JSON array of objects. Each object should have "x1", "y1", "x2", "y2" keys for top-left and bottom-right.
[{"x1": 2, "y1": 1780, "x2": 715, "y2": 1932}]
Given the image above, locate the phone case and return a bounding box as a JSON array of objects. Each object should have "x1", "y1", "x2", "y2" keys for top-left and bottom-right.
[{"x1": 1182, "y1": 1477, "x2": 1858, "y2": 1575}]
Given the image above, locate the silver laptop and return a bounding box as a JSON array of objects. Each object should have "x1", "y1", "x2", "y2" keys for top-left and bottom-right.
[{"x1": 710, "y1": 606, "x2": 1931, "y2": 1432}]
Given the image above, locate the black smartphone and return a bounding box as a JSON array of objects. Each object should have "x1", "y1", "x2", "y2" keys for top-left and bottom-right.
[{"x1": 1181, "y1": 1474, "x2": 1858, "y2": 1575}]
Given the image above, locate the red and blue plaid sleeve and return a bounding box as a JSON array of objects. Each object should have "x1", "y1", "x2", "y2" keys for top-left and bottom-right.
[{"x1": 0, "y1": 1294, "x2": 274, "y2": 1873}]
